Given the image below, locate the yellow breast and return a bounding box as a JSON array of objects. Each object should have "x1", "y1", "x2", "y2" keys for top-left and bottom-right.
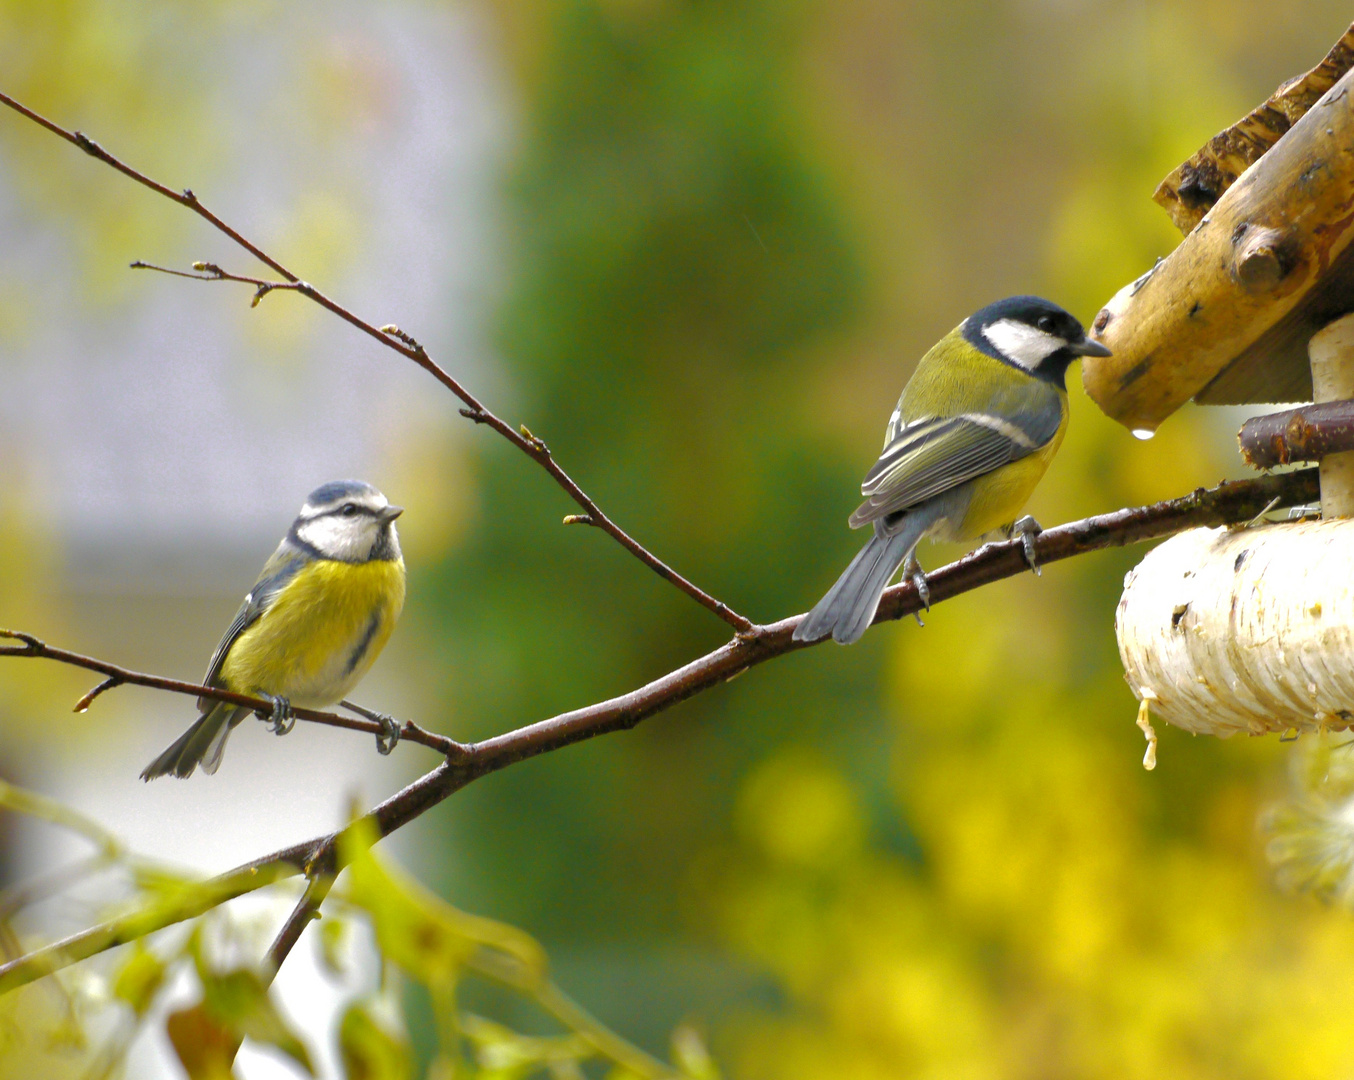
[
  {"x1": 956, "y1": 396, "x2": 1068, "y2": 540},
  {"x1": 220, "y1": 557, "x2": 406, "y2": 709}
]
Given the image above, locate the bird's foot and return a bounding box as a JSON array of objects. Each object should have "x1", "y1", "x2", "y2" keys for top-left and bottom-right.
[
  {"x1": 257, "y1": 694, "x2": 294, "y2": 736},
  {"x1": 1011, "y1": 515, "x2": 1043, "y2": 575},
  {"x1": 904, "y1": 554, "x2": 930, "y2": 625},
  {"x1": 341, "y1": 699, "x2": 402, "y2": 755},
  {"x1": 374, "y1": 712, "x2": 401, "y2": 755}
]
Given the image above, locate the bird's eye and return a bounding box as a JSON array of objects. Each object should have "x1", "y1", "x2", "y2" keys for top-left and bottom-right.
[
  {"x1": 1037, "y1": 315, "x2": 1056, "y2": 333},
  {"x1": 341, "y1": 503, "x2": 359, "y2": 517}
]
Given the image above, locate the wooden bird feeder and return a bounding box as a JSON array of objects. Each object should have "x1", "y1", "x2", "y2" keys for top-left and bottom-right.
[{"x1": 1081, "y1": 24, "x2": 1354, "y2": 764}]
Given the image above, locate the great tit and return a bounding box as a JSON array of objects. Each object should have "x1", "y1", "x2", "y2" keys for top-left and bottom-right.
[
  {"x1": 794, "y1": 296, "x2": 1109, "y2": 645},
  {"x1": 141, "y1": 481, "x2": 407, "y2": 779}
]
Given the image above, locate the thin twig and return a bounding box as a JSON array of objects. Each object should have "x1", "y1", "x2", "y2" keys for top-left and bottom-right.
[
  {"x1": 0, "y1": 468, "x2": 1319, "y2": 995},
  {"x1": 131, "y1": 260, "x2": 305, "y2": 308},
  {"x1": 0, "y1": 854, "x2": 304, "y2": 994},
  {"x1": 0, "y1": 94, "x2": 294, "y2": 281},
  {"x1": 0, "y1": 633, "x2": 465, "y2": 759},
  {"x1": 0, "y1": 89, "x2": 754, "y2": 635},
  {"x1": 0, "y1": 854, "x2": 116, "y2": 921},
  {"x1": 533, "y1": 981, "x2": 675, "y2": 1078},
  {"x1": 264, "y1": 873, "x2": 333, "y2": 979},
  {"x1": 73, "y1": 676, "x2": 122, "y2": 714},
  {"x1": 0, "y1": 777, "x2": 123, "y2": 856},
  {"x1": 232, "y1": 875, "x2": 341, "y2": 1080}
]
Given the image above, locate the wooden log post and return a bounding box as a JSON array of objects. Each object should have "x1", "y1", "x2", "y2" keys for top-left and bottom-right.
[
  {"x1": 1099, "y1": 27, "x2": 1354, "y2": 758},
  {"x1": 1310, "y1": 313, "x2": 1354, "y2": 517},
  {"x1": 1081, "y1": 63, "x2": 1354, "y2": 429}
]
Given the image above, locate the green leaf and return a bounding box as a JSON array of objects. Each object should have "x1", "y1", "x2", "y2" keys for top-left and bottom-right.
[
  {"x1": 112, "y1": 943, "x2": 165, "y2": 1017},
  {"x1": 670, "y1": 1024, "x2": 718, "y2": 1080},
  {"x1": 43, "y1": 1014, "x2": 87, "y2": 1052},
  {"x1": 198, "y1": 968, "x2": 314, "y2": 1076},
  {"x1": 317, "y1": 913, "x2": 349, "y2": 979},
  {"x1": 462, "y1": 1012, "x2": 589, "y2": 1076},
  {"x1": 166, "y1": 1003, "x2": 240, "y2": 1080},
  {"x1": 341, "y1": 837, "x2": 545, "y2": 990},
  {"x1": 337, "y1": 1001, "x2": 413, "y2": 1080}
]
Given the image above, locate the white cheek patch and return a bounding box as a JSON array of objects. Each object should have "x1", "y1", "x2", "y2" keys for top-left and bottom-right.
[
  {"x1": 297, "y1": 516, "x2": 374, "y2": 561},
  {"x1": 982, "y1": 318, "x2": 1065, "y2": 371}
]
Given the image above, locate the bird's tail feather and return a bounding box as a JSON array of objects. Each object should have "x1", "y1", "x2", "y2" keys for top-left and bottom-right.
[
  {"x1": 140, "y1": 702, "x2": 248, "y2": 781},
  {"x1": 794, "y1": 510, "x2": 935, "y2": 645}
]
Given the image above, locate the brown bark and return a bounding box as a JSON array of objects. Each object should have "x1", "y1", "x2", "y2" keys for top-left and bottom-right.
[{"x1": 1154, "y1": 23, "x2": 1354, "y2": 233}]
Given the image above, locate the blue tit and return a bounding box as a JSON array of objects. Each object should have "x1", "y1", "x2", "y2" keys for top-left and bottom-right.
[
  {"x1": 794, "y1": 296, "x2": 1110, "y2": 646},
  {"x1": 141, "y1": 481, "x2": 407, "y2": 780}
]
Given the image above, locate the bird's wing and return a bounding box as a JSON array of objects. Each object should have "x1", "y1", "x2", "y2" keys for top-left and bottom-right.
[
  {"x1": 196, "y1": 543, "x2": 309, "y2": 708},
  {"x1": 848, "y1": 404, "x2": 1060, "y2": 528}
]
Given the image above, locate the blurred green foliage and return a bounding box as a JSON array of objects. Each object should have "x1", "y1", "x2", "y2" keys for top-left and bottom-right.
[
  {"x1": 7, "y1": 0, "x2": 1354, "y2": 1077},
  {"x1": 0, "y1": 781, "x2": 704, "y2": 1078}
]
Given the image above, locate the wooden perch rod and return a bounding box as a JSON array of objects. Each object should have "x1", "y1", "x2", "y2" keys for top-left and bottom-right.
[{"x1": 1238, "y1": 400, "x2": 1354, "y2": 468}]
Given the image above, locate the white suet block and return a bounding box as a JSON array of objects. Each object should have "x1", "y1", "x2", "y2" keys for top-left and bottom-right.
[{"x1": 1117, "y1": 519, "x2": 1354, "y2": 738}]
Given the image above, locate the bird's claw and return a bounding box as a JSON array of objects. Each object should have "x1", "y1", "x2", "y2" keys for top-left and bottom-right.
[
  {"x1": 374, "y1": 713, "x2": 401, "y2": 756},
  {"x1": 258, "y1": 694, "x2": 294, "y2": 736},
  {"x1": 1011, "y1": 515, "x2": 1042, "y2": 576},
  {"x1": 904, "y1": 554, "x2": 930, "y2": 625},
  {"x1": 340, "y1": 699, "x2": 402, "y2": 756}
]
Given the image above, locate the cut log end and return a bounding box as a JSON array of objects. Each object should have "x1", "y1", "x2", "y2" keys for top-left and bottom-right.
[{"x1": 1231, "y1": 224, "x2": 1297, "y2": 292}]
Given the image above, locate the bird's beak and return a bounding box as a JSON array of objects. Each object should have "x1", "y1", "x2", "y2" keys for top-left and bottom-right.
[
  {"x1": 1068, "y1": 336, "x2": 1112, "y2": 358},
  {"x1": 378, "y1": 505, "x2": 404, "y2": 523}
]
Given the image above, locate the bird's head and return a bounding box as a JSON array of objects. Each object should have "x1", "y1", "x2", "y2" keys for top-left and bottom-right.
[
  {"x1": 963, "y1": 296, "x2": 1111, "y2": 388},
  {"x1": 292, "y1": 480, "x2": 404, "y2": 562}
]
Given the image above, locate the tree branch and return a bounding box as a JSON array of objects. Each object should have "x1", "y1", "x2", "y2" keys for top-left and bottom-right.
[
  {"x1": 0, "y1": 90, "x2": 753, "y2": 635},
  {"x1": 0, "y1": 467, "x2": 1318, "y2": 995},
  {"x1": 264, "y1": 872, "x2": 333, "y2": 979},
  {"x1": 0, "y1": 851, "x2": 307, "y2": 994},
  {"x1": 0, "y1": 630, "x2": 463, "y2": 759}
]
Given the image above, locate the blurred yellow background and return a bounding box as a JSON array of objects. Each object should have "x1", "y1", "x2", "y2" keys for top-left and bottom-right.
[{"x1": 2, "y1": 2, "x2": 1352, "y2": 1077}]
